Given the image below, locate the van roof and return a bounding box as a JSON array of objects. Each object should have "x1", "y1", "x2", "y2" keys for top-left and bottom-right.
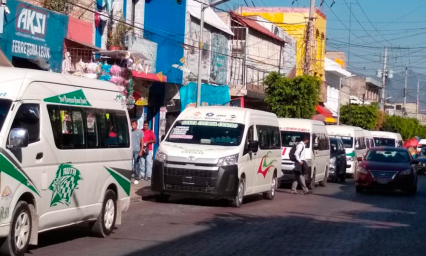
[
  {"x1": 371, "y1": 131, "x2": 402, "y2": 139},
  {"x1": 0, "y1": 67, "x2": 119, "y2": 100},
  {"x1": 177, "y1": 106, "x2": 277, "y2": 123},
  {"x1": 278, "y1": 118, "x2": 324, "y2": 130},
  {"x1": 325, "y1": 125, "x2": 363, "y2": 136}
]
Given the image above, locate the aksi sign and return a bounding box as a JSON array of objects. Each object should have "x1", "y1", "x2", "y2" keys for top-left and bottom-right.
[{"x1": 16, "y1": 4, "x2": 48, "y2": 37}]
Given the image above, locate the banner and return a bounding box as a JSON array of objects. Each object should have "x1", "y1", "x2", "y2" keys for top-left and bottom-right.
[{"x1": 179, "y1": 82, "x2": 230, "y2": 111}]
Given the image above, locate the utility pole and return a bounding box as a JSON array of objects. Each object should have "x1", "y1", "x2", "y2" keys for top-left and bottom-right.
[
  {"x1": 362, "y1": 94, "x2": 365, "y2": 105},
  {"x1": 304, "y1": 0, "x2": 316, "y2": 75},
  {"x1": 348, "y1": 3, "x2": 353, "y2": 67},
  {"x1": 403, "y1": 66, "x2": 408, "y2": 113},
  {"x1": 381, "y1": 46, "x2": 388, "y2": 111},
  {"x1": 418, "y1": 79, "x2": 420, "y2": 120}
]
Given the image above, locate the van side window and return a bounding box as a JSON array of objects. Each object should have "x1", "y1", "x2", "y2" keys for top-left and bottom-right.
[
  {"x1": 10, "y1": 104, "x2": 40, "y2": 144},
  {"x1": 86, "y1": 109, "x2": 98, "y2": 148},
  {"x1": 98, "y1": 110, "x2": 130, "y2": 148},
  {"x1": 316, "y1": 133, "x2": 329, "y2": 150},
  {"x1": 256, "y1": 125, "x2": 281, "y2": 150}
]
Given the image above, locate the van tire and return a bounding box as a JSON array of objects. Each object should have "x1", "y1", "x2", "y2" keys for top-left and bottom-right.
[
  {"x1": 155, "y1": 193, "x2": 170, "y2": 202},
  {"x1": 231, "y1": 178, "x2": 245, "y2": 208},
  {"x1": 263, "y1": 174, "x2": 277, "y2": 200},
  {"x1": 319, "y1": 169, "x2": 328, "y2": 187},
  {"x1": 91, "y1": 189, "x2": 117, "y2": 238},
  {"x1": 0, "y1": 201, "x2": 32, "y2": 256},
  {"x1": 307, "y1": 170, "x2": 316, "y2": 190}
]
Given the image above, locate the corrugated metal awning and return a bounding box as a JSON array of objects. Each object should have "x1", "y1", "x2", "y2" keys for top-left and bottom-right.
[{"x1": 187, "y1": 0, "x2": 234, "y2": 36}]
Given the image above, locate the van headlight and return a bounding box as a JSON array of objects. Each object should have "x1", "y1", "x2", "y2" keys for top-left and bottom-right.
[
  {"x1": 155, "y1": 150, "x2": 167, "y2": 162},
  {"x1": 357, "y1": 166, "x2": 368, "y2": 174},
  {"x1": 218, "y1": 154, "x2": 239, "y2": 166}
]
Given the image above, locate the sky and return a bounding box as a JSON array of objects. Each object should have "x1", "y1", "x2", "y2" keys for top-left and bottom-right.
[{"x1": 217, "y1": 0, "x2": 426, "y2": 106}]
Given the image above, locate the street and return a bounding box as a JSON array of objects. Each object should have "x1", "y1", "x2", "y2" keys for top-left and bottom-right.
[{"x1": 26, "y1": 177, "x2": 426, "y2": 256}]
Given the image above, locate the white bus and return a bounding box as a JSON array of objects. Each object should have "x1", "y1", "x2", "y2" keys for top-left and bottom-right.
[
  {"x1": 371, "y1": 131, "x2": 403, "y2": 148},
  {"x1": 326, "y1": 125, "x2": 367, "y2": 177},
  {"x1": 152, "y1": 106, "x2": 282, "y2": 208},
  {"x1": 0, "y1": 68, "x2": 131, "y2": 256}
]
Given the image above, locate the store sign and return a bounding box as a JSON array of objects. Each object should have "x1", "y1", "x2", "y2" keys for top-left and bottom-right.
[{"x1": 0, "y1": 0, "x2": 69, "y2": 72}]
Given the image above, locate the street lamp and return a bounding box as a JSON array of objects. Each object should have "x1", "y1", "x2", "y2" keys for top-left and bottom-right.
[
  {"x1": 417, "y1": 79, "x2": 426, "y2": 120},
  {"x1": 337, "y1": 75, "x2": 355, "y2": 125},
  {"x1": 196, "y1": 0, "x2": 230, "y2": 108}
]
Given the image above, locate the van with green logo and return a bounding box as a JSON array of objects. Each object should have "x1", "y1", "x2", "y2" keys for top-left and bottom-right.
[
  {"x1": 326, "y1": 125, "x2": 366, "y2": 178},
  {"x1": 152, "y1": 106, "x2": 282, "y2": 208},
  {"x1": 0, "y1": 68, "x2": 131, "y2": 256}
]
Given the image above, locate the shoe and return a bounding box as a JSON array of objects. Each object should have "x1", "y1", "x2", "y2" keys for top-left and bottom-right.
[
  {"x1": 291, "y1": 191, "x2": 298, "y2": 194},
  {"x1": 134, "y1": 180, "x2": 139, "y2": 185},
  {"x1": 303, "y1": 190, "x2": 313, "y2": 195}
]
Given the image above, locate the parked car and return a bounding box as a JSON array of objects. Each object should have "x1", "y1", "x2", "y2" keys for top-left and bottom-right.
[
  {"x1": 415, "y1": 148, "x2": 426, "y2": 174},
  {"x1": 356, "y1": 147, "x2": 418, "y2": 195},
  {"x1": 329, "y1": 138, "x2": 348, "y2": 182}
]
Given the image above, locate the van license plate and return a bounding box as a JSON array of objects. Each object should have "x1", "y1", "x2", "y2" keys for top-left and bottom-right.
[
  {"x1": 182, "y1": 176, "x2": 195, "y2": 185},
  {"x1": 377, "y1": 178, "x2": 391, "y2": 184}
]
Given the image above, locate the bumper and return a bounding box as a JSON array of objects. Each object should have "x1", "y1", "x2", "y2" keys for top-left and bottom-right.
[
  {"x1": 356, "y1": 172, "x2": 415, "y2": 190},
  {"x1": 151, "y1": 160, "x2": 239, "y2": 199},
  {"x1": 0, "y1": 223, "x2": 10, "y2": 238},
  {"x1": 346, "y1": 161, "x2": 354, "y2": 174}
]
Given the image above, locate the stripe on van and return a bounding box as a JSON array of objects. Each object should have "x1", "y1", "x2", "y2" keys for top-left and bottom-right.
[
  {"x1": 346, "y1": 151, "x2": 355, "y2": 157},
  {"x1": 0, "y1": 152, "x2": 40, "y2": 196},
  {"x1": 105, "y1": 167, "x2": 131, "y2": 196}
]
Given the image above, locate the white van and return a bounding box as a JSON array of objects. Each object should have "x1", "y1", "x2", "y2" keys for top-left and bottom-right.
[
  {"x1": 0, "y1": 68, "x2": 131, "y2": 256},
  {"x1": 152, "y1": 106, "x2": 282, "y2": 207},
  {"x1": 371, "y1": 131, "x2": 403, "y2": 148},
  {"x1": 363, "y1": 130, "x2": 375, "y2": 149},
  {"x1": 417, "y1": 139, "x2": 426, "y2": 152},
  {"x1": 326, "y1": 125, "x2": 367, "y2": 176},
  {"x1": 279, "y1": 119, "x2": 330, "y2": 189}
]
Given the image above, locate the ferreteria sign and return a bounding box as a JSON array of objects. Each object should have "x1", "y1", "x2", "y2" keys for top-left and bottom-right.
[{"x1": 0, "y1": 0, "x2": 69, "y2": 72}]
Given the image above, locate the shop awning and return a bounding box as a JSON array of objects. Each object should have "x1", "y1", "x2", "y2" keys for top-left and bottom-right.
[
  {"x1": 132, "y1": 70, "x2": 167, "y2": 83},
  {"x1": 316, "y1": 105, "x2": 337, "y2": 123},
  {"x1": 65, "y1": 38, "x2": 101, "y2": 51},
  {"x1": 312, "y1": 114, "x2": 325, "y2": 122},
  {"x1": 0, "y1": 47, "x2": 12, "y2": 67}
]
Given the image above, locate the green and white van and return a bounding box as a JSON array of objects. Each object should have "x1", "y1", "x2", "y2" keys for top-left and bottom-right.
[
  {"x1": 0, "y1": 68, "x2": 131, "y2": 256},
  {"x1": 326, "y1": 125, "x2": 366, "y2": 176}
]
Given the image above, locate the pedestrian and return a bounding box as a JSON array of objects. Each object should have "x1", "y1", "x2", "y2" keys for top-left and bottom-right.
[
  {"x1": 408, "y1": 147, "x2": 417, "y2": 158},
  {"x1": 291, "y1": 135, "x2": 312, "y2": 195},
  {"x1": 131, "y1": 120, "x2": 144, "y2": 184},
  {"x1": 141, "y1": 121, "x2": 156, "y2": 181}
]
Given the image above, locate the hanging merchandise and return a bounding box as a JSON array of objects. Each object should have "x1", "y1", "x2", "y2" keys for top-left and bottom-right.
[
  {"x1": 105, "y1": 0, "x2": 114, "y2": 14},
  {"x1": 94, "y1": 11, "x2": 101, "y2": 27},
  {"x1": 85, "y1": 62, "x2": 99, "y2": 79},
  {"x1": 74, "y1": 59, "x2": 86, "y2": 77}
]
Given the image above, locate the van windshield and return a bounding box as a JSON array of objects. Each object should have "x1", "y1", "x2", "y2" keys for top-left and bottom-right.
[
  {"x1": 329, "y1": 135, "x2": 353, "y2": 148},
  {"x1": 0, "y1": 100, "x2": 12, "y2": 132},
  {"x1": 166, "y1": 120, "x2": 245, "y2": 146},
  {"x1": 374, "y1": 137, "x2": 396, "y2": 147},
  {"x1": 281, "y1": 131, "x2": 311, "y2": 148}
]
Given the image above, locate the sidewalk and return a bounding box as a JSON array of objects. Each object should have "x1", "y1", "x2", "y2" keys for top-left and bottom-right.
[{"x1": 129, "y1": 179, "x2": 154, "y2": 202}]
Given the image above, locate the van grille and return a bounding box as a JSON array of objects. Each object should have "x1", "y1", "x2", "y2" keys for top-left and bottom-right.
[
  {"x1": 164, "y1": 168, "x2": 218, "y2": 178},
  {"x1": 165, "y1": 184, "x2": 215, "y2": 193}
]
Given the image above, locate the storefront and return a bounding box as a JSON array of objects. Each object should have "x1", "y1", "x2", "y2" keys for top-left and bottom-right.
[{"x1": 0, "y1": 0, "x2": 69, "y2": 72}]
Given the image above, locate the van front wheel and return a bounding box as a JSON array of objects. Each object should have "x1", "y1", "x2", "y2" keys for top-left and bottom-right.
[
  {"x1": 91, "y1": 189, "x2": 117, "y2": 238},
  {"x1": 231, "y1": 178, "x2": 245, "y2": 208},
  {"x1": 0, "y1": 201, "x2": 32, "y2": 256},
  {"x1": 263, "y1": 174, "x2": 277, "y2": 200}
]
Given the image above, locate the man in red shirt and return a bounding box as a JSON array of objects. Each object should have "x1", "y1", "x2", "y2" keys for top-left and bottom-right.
[{"x1": 141, "y1": 121, "x2": 156, "y2": 181}]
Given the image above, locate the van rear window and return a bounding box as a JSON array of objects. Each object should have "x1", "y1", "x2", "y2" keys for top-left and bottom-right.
[{"x1": 281, "y1": 131, "x2": 310, "y2": 148}]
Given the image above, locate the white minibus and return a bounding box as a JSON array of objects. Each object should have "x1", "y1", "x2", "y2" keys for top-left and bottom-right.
[{"x1": 371, "y1": 131, "x2": 403, "y2": 148}]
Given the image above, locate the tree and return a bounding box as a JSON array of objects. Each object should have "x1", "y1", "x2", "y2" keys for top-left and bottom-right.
[
  {"x1": 382, "y1": 115, "x2": 423, "y2": 140},
  {"x1": 264, "y1": 73, "x2": 321, "y2": 118},
  {"x1": 339, "y1": 103, "x2": 380, "y2": 130}
]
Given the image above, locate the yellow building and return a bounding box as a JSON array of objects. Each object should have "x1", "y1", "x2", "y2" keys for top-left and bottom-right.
[{"x1": 239, "y1": 7, "x2": 327, "y2": 78}]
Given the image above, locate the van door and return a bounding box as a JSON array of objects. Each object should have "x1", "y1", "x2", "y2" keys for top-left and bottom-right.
[
  {"x1": 241, "y1": 125, "x2": 256, "y2": 194},
  {"x1": 3, "y1": 102, "x2": 45, "y2": 223},
  {"x1": 312, "y1": 128, "x2": 329, "y2": 182}
]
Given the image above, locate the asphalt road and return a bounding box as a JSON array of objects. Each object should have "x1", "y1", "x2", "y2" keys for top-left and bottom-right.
[{"x1": 27, "y1": 177, "x2": 426, "y2": 256}]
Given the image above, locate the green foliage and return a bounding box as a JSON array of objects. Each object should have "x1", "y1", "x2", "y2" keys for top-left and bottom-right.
[
  {"x1": 264, "y1": 73, "x2": 321, "y2": 118},
  {"x1": 382, "y1": 115, "x2": 424, "y2": 140},
  {"x1": 340, "y1": 103, "x2": 379, "y2": 130},
  {"x1": 44, "y1": 0, "x2": 70, "y2": 13},
  {"x1": 107, "y1": 12, "x2": 132, "y2": 49}
]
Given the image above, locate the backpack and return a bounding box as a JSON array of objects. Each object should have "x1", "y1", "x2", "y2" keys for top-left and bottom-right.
[{"x1": 289, "y1": 142, "x2": 304, "y2": 162}]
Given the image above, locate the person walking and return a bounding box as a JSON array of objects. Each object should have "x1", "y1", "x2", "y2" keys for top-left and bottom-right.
[
  {"x1": 141, "y1": 121, "x2": 156, "y2": 181},
  {"x1": 291, "y1": 135, "x2": 312, "y2": 195},
  {"x1": 132, "y1": 120, "x2": 144, "y2": 184}
]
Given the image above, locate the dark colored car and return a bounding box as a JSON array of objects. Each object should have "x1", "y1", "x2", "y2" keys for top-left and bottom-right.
[
  {"x1": 329, "y1": 138, "x2": 348, "y2": 182},
  {"x1": 415, "y1": 148, "x2": 426, "y2": 174},
  {"x1": 356, "y1": 147, "x2": 418, "y2": 194}
]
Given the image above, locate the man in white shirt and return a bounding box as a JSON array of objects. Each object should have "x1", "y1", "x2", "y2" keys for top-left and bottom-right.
[{"x1": 291, "y1": 135, "x2": 312, "y2": 195}]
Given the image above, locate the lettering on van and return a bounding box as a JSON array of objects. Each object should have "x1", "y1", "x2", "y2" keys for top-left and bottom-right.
[
  {"x1": 257, "y1": 151, "x2": 277, "y2": 178},
  {"x1": 280, "y1": 127, "x2": 310, "y2": 132},
  {"x1": 0, "y1": 207, "x2": 9, "y2": 220},
  {"x1": 181, "y1": 149, "x2": 204, "y2": 155},
  {"x1": 44, "y1": 89, "x2": 92, "y2": 106},
  {"x1": 49, "y1": 163, "x2": 83, "y2": 207}
]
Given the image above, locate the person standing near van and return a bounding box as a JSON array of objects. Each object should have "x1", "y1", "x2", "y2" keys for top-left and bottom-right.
[
  {"x1": 132, "y1": 120, "x2": 144, "y2": 184},
  {"x1": 142, "y1": 121, "x2": 156, "y2": 181},
  {"x1": 291, "y1": 135, "x2": 312, "y2": 195}
]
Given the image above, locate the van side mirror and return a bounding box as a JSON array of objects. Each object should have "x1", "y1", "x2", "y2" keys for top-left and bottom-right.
[
  {"x1": 7, "y1": 128, "x2": 29, "y2": 149},
  {"x1": 248, "y1": 141, "x2": 259, "y2": 153}
]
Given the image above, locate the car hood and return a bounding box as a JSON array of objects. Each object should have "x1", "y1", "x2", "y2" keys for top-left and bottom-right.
[{"x1": 361, "y1": 161, "x2": 410, "y2": 171}]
